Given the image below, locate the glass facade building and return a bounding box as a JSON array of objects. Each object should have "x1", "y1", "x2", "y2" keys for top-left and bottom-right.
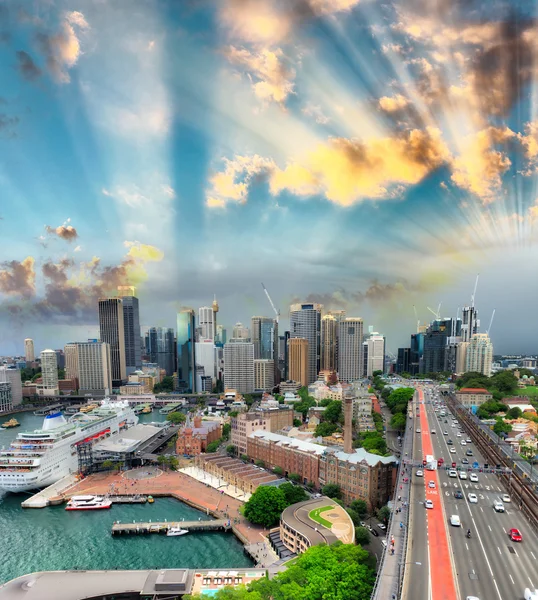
[{"x1": 177, "y1": 309, "x2": 196, "y2": 392}]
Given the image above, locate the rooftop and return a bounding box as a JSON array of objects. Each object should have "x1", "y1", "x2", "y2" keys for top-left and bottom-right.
[
  {"x1": 94, "y1": 424, "x2": 163, "y2": 454},
  {"x1": 459, "y1": 388, "x2": 491, "y2": 394}
]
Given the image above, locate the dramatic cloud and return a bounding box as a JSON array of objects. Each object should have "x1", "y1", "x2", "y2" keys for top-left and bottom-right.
[
  {"x1": 519, "y1": 120, "x2": 538, "y2": 174},
  {"x1": 302, "y1": 103, "x2": 330, "y2": 124},
  {"x1": 15, "y1": 50, "x2": 42, "y2": 81},
  {"x1": 0, "y1": 257, "x2": 36, "y2": 298},
  {"x1": 45, "y1": 222, "x2": 79, "y2": 241},
  {"x1": 379, "y1": 94, "x2": 410, "y2": 112}
]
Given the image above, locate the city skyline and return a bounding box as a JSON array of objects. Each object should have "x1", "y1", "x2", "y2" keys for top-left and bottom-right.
[{"x1": 1, "y1": 1, "x2": 538, "y2": 355}]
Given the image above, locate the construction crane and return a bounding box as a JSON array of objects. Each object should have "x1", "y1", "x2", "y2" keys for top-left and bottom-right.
[
  {"x1": 261, "y1": 283, "x2": 280, "y2": 323},
  {"x1": 413, "y1": 305, "x2": 420, "y2": 333},
  {"x1": 471, "y1": 274, "x2": 479, "y2": 308},
  {"x1": 486, "y1": 309, "x2": 495, "y2": 336},
  {"x1": 427, "y1": 302, "x2": 442, "y2": 320}
]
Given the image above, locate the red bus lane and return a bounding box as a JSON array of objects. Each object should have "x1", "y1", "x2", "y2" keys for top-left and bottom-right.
[{"x1": 419, "y1": 389, "x2": 458, "y2": 600}]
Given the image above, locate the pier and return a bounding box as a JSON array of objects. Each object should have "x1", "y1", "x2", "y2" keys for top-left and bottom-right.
[
  {"x1": 107, "y1": 495, "x2": 147, "y2": 504},
  {"x1": 111, "y1": 518, "x2": 231, "y2": 535}
]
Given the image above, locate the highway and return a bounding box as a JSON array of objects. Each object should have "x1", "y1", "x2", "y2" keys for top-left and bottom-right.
[{"x1": 422, "y1": 387, "x2": 538, "y2": 600}]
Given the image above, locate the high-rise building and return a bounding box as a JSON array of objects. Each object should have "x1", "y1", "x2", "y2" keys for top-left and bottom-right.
[
  {"x1": 0, "y1": 382, "x2": 12, "y2": 412},
  {"x1": 410, "y1": 333, "x2": 424, "y2": 375},
  {"x1": 98, "y1": 298, "x2": 127, "y2": 386},
  {"x1": 422, "y1": 319, "x2": 453, "y2": 374},
  {"x1": 77, "y1": 341, "x2": 112, "y2": 395},
  {"x1": 119, "y1": 291, "x2": 142, "y2": 375},
  {"x1": 321, "y1": 314, "x2": 338, "y2": 372},
  {"x1": 232, "y1": 323, "x2": 250, "y2": 340},
  {"x1": 290, "y1": 303, "x2": 322, "y2": 384},
  {"x1": 146, "y1": 327, "x2": 175, "y2": 376},
  {"x1": 216, "y1": 325, "x2": 227, "y2": 345},
  {"x1": 40, "y1": 349, "x2": 59, "y2": 396},
  {"x1": 24, "y1": 338, "x2": 34, "y2": 363},
  {"x1": 396, "y1": 348, "x2": 411, "y2": 374},
  {"x1": 64, "y1": 343, "x2": 80, "y2": 386},
  {"x1": 465, "y1": 333, "x2": 493, "y2": 376},
  {"x1": 177, "y1": 309, "x2": 196, "y2": 392},
  {"x1": 251, "y1": 316, "x2": 276, "y2": 359},
  {"x1": 145, "y1": 327, "x2": 158, "y2": 363},
  {"x1": 195, "y1": 341, "x2": 216, "y2": 384},
  {"x1": 461, "y1": 306, "x2": 479, "y2": 343},
  {"x1": 0, "y1": 366, "x2": 22, "y2": 406},
  {"x1": 278, "y1": 331, "x2": 290, "y2": 381},
  {"x1": 338, "y1": 318, "x2": 364, "y2": 382},
  {"x1": 199, "y1": 306, "x2": 216, "y2": 341},
  {"x1": 55, "y1": 349, "x2": 65, "y2": 370},
  {"x1": 224, "y1": 340, "x2": 255, "y2": 393},
  {"x1": 254, "y1": 359, "x2": 275, "y2": 391},
  {"x1": 365, "y1": 333, "x2": 385, "y2": 377},
  {"x1": 455, "y1": 341, "x2": 469, "y2": 374},
  {"x1": 288, "y1": 338, "x2": 309, "y2": 387}
]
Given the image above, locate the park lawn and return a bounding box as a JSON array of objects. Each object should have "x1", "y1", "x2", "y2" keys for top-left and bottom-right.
[
  {"x1": 515, "y1": 386, "x2": 538, "y2": 397},
  {"x1": 309, "y1": 505, "x2": 334, "y2": 528}
]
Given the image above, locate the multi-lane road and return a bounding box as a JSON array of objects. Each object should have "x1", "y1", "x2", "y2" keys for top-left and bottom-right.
[{"x1": 404, "y1": 386, "x2": 538, "y2": 600}]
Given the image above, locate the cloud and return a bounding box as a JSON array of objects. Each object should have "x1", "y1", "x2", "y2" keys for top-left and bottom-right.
[
  {"x1": 123, "y1": 240, "x2": 165, "y2": 262},
  {"x1": 45, "y1": 222, "x2": 79, "y2": 241},
  {"x1": 224, "y1": 45, "x2": 295, "y2": 106},
  {"x1": 74, "y1": 245, "x2": 82, "y2": 252},
  {"x1": 0, "y1": 257, "x2": 36, "y2": 298},
  {"x1": 302, "y1": 103, "x2": 330, "y2": 124},
  {"x1": 15, "y1": 50, "x2": 42, "y2": 81},
  {"x1": 308, "y1": 0, "x2": 361, "y2": 15},
  {"x1": 379, "y1": 94, "x2": 410, "y2": 112},
  {"x1": 519, "y1": 120, "x2": 538, "y2": 174}
]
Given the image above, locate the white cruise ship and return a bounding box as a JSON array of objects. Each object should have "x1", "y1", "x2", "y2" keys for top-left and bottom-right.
[{"x1": 0, "y1": 399, "x2": 138, "y2": 493}]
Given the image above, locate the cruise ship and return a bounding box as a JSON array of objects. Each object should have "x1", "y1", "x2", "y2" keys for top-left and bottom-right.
[{"x1": 0, "y1": 399, "x2": 138, "y2": 493}]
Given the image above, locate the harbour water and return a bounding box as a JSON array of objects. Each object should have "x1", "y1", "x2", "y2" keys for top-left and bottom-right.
[{"x1": 0, "y1": 409, "x2": 253, "y2": 584}]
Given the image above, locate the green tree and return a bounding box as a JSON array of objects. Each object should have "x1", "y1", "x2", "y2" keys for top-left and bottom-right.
[
  {"x1": 493, "y1": 418, "x2": 512, "y2": 436},
  {"x1": 255, "y1": 459, "x2": 265, "y2": 468},
  {"x1": 381, "y1": 387, "x2": 392, "y2": 401},
  {"x1": 244, "y1": 486, "x2": 288, "y2": 528},
  {"x1": 279, "y1": 482, "x2": 308, "y2": 505},
  {"x1": 315, "y1": 421, "x2": 338, "y2": 437},
  {"x1": 373, "y1": 370, "x2": 383, "y2": 377},
  {"x1": 390, "y1": 413, "x2": 406, "y2": 430},
  {"x1": 206, "y1": 440, "x2": 221, "y2": 453},
  {"x1": 157, "y1": 454, "x2": 167, "y2": 468},
  {"x1": 167, "y1": 455, "x2": 179, "y2": 470},
  {"x1": 226, "y1": 444, "x2": 236, "y2": 457},
  {"x1": 506, "y1": 407, "x2": 523, "y2": 419},
  {"x1": 293, "y1": 418, "x2": 302, "y2": 427},
  {"x1": 240, "y1": 454, "x2": 249, "y2": 462},
  {"x1": 376, "y1": 505, "x2": 391, "y2": 524},
  {"x1": 166, "y1": 411, "x2": 186, "y2": 424},
  {"x1": 228, "y1": 411, "x2": 239, "y2": 418},
  {"x1": 490, "y1": 371, "x2": 518, "y2": 394},
  {"x1": 321, "y1": 483, "x2": 342, "y2": 499},
  {"x1": 354, "y1": 526, "x2": 371, "y2": 546},
  {"x1": 222, "y1": 423, "x2": 231, "y2": 440},
  {"x1": 350, "y1": 499, "x2": 368, "y2": 518},
  {"x1": 324, "y1": 400, "x2": 343, "y2": 424},
  {"x1": 346, "y1": 507, "x2": 361, "y2": 526},
  {"x1": 101, "y1": 459, "x2": 114, "y2": 470},
  {"x1": 244, "y1": 394, "x2": 254, "y2": 407},
  {"x1": 288, "y1": 472, "x2": 301, "y2": 483},
  {"x1": 320, "y1": 398, "x2": 333, "y2": 407},
  {"x1": 273, "y1": 465, "x2": 284, "y2": 476}
]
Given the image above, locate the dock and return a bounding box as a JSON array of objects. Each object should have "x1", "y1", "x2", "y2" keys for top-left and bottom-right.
[
  {"x1": 108, "y1": 495, "x2": 148, "y2": 504},
  {"x1": 21, "y1": 473, "x2": 78, "y2": 508},
  {"x1": 111, "y1": 519, "x2": 231, "y2": 535}
]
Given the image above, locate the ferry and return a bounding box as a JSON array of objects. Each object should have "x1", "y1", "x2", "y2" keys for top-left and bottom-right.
[
  {"x1": 65, "y1": 495, "x2": 112, "y2": 511},
  {"x1": 2, "y1": 419, "x2": 20, "y2": 429},
  {"x1": 0, "y1": 398, "x2": 138, "y2": 493}
]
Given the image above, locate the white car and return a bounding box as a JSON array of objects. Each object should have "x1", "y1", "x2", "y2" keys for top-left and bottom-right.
[
  {"x1": 425, "y1": 500, "x2": 434, "y2": 509},
  {"x1": 428, "y1": 480, "x2": 436, "y2": 488},
  {"x1": 466, "y1": 597, "x2": 480, "y2": 600},
  {"x1": 468, "y1": 493, "x2": 478, "y2": 503},
  {"x1": 450, "y1": 448, "x2": 456, "y2": 453},
  {"x1": 524, "y1": 589, "x2": 538, "y2": 600},
  {"x1": 461, "y1": 441, "x2": 467, "y2": 446},
  {"x1": 459, "y1": 471, "x2": 468, "y2": 480},
  {"x1": 431, "y1": 429, "x2": 436, "y2": 434},
  {"x1": 502, "y1": 494, "x2": 511, "y2": 503},
  {"x1": 456, "y1": 433, "x2": 462, "y2": 437},
  {"x1": 470, "y1": 474, "x2": 478, "y2": 483},
  {"x1": 416, "y1": 429, "x2": 421, "y2": 433},
  {"x1": 450, "y1": 514, "x2": 461, "y2": 527},
  {"x1": 449, "y1": 470, "x2": 458, "y2": 478},
  {"x1": 494, "y1": 500, "x2": 505, "y2": 512},
  {"x1": 466, "y1": 439, "x2": 472, "y2": 444},
  {"x1": 381, "y1": 539, "x2": 387, "y2": 548},
  {"x1": 444, "y1": 431, "x2": 448, "y2": 435},
  {"x1": 416, "y1": 469, "x2": 424, "y2": 477}
]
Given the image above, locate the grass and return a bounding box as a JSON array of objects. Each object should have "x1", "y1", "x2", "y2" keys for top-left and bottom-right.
[
  {"x1": 309, "y1": 505, "x2": 334, "y2": 528},
  {"x1": 515, "y1": 386, "x2": 538, "y2": 397}
]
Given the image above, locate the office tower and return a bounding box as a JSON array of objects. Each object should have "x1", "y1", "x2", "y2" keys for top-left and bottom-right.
[
  {"x1": 24, "y1": 338, "x2": 34, "y2": 363},
  {"x1": 216, "y1": 325, "x2": 227, "y2": 345},
  {"x1": 212, "y1": 295, "x2": 219, "y2": 331},
  {"x1": 98, "y1": 298, "x2": 127, "y2": 386},
  {"x1": 64, "y1": 343, "x2": 80, "y2": 385},
  {"x1": 232, "y1": 322, "x2": 250, "y2": 340},
  {"x1": 338, "y1": 318, "x2": 364, "y2": 382},
  {"x1": 455, "y1": 342, "x2": 469, "y2": 374},
  {"x1": 254, "y1": 359, "x2": 275, "y2": 391},
  {"x1": 145, "y1": 327, "x2": 158, "y2": 363},
  {"x1": 223, "y1": 340, "x2": 255, "y2": 393},
  {"x1": 0, "y1": 366, "x2": 22, "y2": 406},
  {"x1": 251, "y1": 316, "x2": 275, "y2": 359},
  {"x1": 119, "y1": 291, "x2": 142, "y2": 375},
  {"x1": 422, "y1": 318, "x2": 453, "y2": 373},
  {"x1": 158, "y1": 328, "x2": 175, "y2": 376},
  {"x1": 177, "y1": 309, "x2": 196, "y2": 392},
  {"x1": 321, "y1": 314, "x2": 338, "y2": 371},
  {"x1": 365, "y1": 333, "x2": 385, "y2": 377},
  {"x1": 288, "y1": 338, "x2": 309, "y2": 387},
  {"x1": 199, "y1": 306, "x2": 216, "y2": 341},
  {"x1": 55, "y1": 349, "x2": 65, "y2": 370},
  {"x1": 40, "y1": 349, "x2": 59, "y2": 396},
  {"x1": 77, "y1": 341, "x2": 112, "y2": 395},
  {"x1": 195, "y1": 340, "x2": 216, "y2": 384},
  {"x1": 461, "y1": 306, "x2": 479, "y2": 343},
  {"x1": 410, "y1": 333, "x2": 424, "y2": 375},
  {"x1": 290, "y1": 303, "x2": 322, "y2": 384},
  {"x1": 396, "y1": 348, "x2": 411, "y2": 374},
  {"x1": 465, "y1": 333, "x2": 493, "y2": 376},
  {"x1": 0, "y1": 381, "x2": 12, "y2": 412},
  {"x1": 279, "y1": 331, "x2": 290, "y2": 381}
]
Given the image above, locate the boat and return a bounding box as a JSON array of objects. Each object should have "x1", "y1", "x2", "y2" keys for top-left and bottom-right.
[
  {"x1": 65, "y1": 495, "x2": 112, "y2": 511},
  {"x1": 0, "y1": 398, "x2": 139, "y2": 493},
  {"x1": 2, "y1": 419, "x2": 20, "y2": 428},
  {"x1": 142, "y1": 406, "x2": 152, "y2": 414},
  {"x1": 167, "y1": 526, "x2": 189, "y2": 537},
  {"x1": 79, "y1": 404, "x2": 98, "y2": 413},
  {"x1": 147, "y1": 495, "x2": 154, "y2": 504}
]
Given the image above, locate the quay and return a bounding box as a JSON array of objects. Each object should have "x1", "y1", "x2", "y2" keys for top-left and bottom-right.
[
  {"x1": 111, "y1": 518, "x2": 231, "y2": 535},
  {"x1": 107, "y1": 495, "x2": 148, "y2": 504}
]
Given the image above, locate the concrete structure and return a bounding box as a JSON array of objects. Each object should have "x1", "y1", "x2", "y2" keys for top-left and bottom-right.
[
  {"x1": 177, "y1": 309, "x2": 196, "y2": 393},
  {"x1": 455, "y1": 387, "x2": 493, "y2": 408},
  {"x1": 290, "y1": 303, "x2": 322, "y2": 385},
  {"x1": 251, "y1": 316, "x2": 276, "y2": 360},
  {"x1": 0, "y1": 366, "x2": 23, "y2": 407},
  {"x1": 24, "y1": 338, "x2": 34, "y2": 363},
  {"x1": 279, "y1": 380, "x2": 301, "y2": 394},
  {"x1": 461, "y1": 305, "x2": 479, "y2": 343},
  {"x1": 199, "y1": 306, "x2": 216, "y2": 341},
  {"x1": 288, "y1": 338, "x2": 309, "y2": 387},
  {"x1": 364, "y1": 332, "x2": 385, "y2": 377},
  {"x1": 352, "y1": 391, "x2": 375, "y2": 432},
  {"x1": 321, "y1": 314, "x2": 338, "y2": 372},
  {"x1": 98, "y1": 297, "x2": 127, "y2": 385},
  {"x1": 254, "y1": 359, "x2": 275, "y2": 391},
  {"x1": 117, "y1": 288, "x2": 142, "y2": 376},
  {"x1": 231, "y1": 404, "x2": 294, "y2": 456},
  {"x1": 465, "y1": 333, "x2": 493, "y2": 376},
  {"x1": 338, "y1": 317, "x2": 364, "y2": 382},
  {"x1": 216, "y1": 324, "x2": 227, "y2": 345},
  {"x1": 146, "y1": 327, "x2": 175, "y2": 376},
  {"x1": 176, "y1": 416, "x2": 222, "y2": 456},
  {"x1": 77, "y1": 341, "x2": 112, "y2": 395},
  {"x1": 195, "y1": 340, "x2": 216, "y2": 385},
  {"x1": 64, "y1": 343, "x2": 79, "y2": 387},
  {"x1": 40, "y1": 349, "x2": 59, "y2": 396},
  {"x1": 0, "y1": 382, "x2": 12, "y2": 412},
  {"x1": 232, "y1": 322, "x2": 250, "y2": 340},
  {"x1": 455, "y1": 341, "x2": 469, "y2": 374},
  {"x1": 223, "y1": 341, "x2": 254, "y2": 394}
]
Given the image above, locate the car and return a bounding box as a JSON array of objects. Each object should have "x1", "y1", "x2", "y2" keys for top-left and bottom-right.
[
  {"x1": 416, "y1": 428, "x2": 421, "y2": 433},
  {"x1": 459, "y1": 471, "x2": 468, "y2": 480},
  {"x1": 416, "y1": 469, "x2": 424, "y2": 477},
  {"x1": 444, "y1": 419, "x2": 448, "y2": 423},
  {"x1": 377, "y1": 523, "x2": 386, "y2": 530},
  {"x1": 502, "y1": 494, "x2": 511, "y2": 503},
  {"x1": 450, "y1": 515, "x2": 461, "y2": 527},
  {"x1": 454, "y1": 490, "x2": 464, "y2": 499},
  {"x1": 461, "y1": 441, "x2": 467, "y2": 446},
  {"x1": 443, "y1": 431, "x2": 448, "y2": 435},
  {"x1": 366, "y1": 524, "x2": 373, "y2": 532},
  {"x1": 468, "y1": 493, "x2": 478, "y2": 503},
  {"x1": 469, "y1": 473, "x2": 478, "y2": 482},
  {"x1": 447, "y1": 439, "x2": 453, "y2": 445},
  {"x1": 450, "y1": 448, "x2": 456, "y2": 453},
  {"x1": 456, "y1": 433, "x2": 462, "y2": 437},
  {"x1": 466, "y1": 450, "x2": 473, "y2": 456},
  {"x1": 449, "y1": 469, "x2": 458, "y2": 478},
  {"x1": 466, "y1": 597, "x2": 481, "y2": 600},
  {"x1": 425, "y1": 500, "x2": 434, "y2": 509},
  {"x1": 524, "y1": 588, "x2": 538, "y2": 600},
  {"x1": 428, "y1": 480, "x2": 436, "y2": 488},
  {"x1": 509, "y1": 528, "x2": 522, "y2": 542},
  {"x1": 466, "y1": 439, "x2": 472, "y2": 444},
  {"x1": 494, "y1": 500, "x2": 505, "y2": 512},
  {"x1": 381, "y1": 539, "x2": 387, "y2": 548},
  {"x1": 431, "y1": 429, "x2": 436, "y2": 434},
  {"x1": 371, "y1": 528, "x2": 379, "y2": 537}
]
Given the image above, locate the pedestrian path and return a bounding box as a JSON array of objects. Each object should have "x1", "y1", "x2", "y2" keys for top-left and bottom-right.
[{"x1": 180, "y1": 466, "x2": 252, "y2": 502}]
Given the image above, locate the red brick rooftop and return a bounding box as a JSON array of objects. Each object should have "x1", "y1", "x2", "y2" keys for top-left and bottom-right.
[{"x1": 459, "y1": 388, "x2": 490, "y2": 393}]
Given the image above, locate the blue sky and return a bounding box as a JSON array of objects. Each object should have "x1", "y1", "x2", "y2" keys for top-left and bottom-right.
[{"x1": 1, "y1": 0, "x2": 538, "y2": 356}]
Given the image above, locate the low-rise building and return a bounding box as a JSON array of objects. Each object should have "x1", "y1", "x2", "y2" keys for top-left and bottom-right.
[
  {"x1": 279, "y1": 380, "x2": 301, "y2": 394},
  {"x1": 176, "y1": 416, "x2": 222, "y2": 456},
  {"x1": 231, "y1": 404, "x2": 294, "y2": 456},
  {"x1": 456, "y1": 388, "x2": 493, "y2": 408}
]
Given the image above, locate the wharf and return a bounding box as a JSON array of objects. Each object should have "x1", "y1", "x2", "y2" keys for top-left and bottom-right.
[
  {"x1": 107, "y1": 495, "x2": 148, "y2": 504},
  {"x1": 111, "y1": 518, "x2": 231, "y2": 535},
  {"x1": 21, "y1": 473, "x2": 78, "y2": 508}
]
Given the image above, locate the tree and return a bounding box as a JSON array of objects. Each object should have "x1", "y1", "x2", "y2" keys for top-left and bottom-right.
[
  {"x1": 222, "y1": 423, "x2": 231, "y2": 440},
  {"x1": 228, "y1": 411, "x2": 239, "y2": 418},
  {"x1": 166, "y1": 411, "x2": 186, "y2": 424},
  {"x1": 376, "y1": 505, "x2": 391, "y2": 524},
  {"x1": 244, "y1": 486, "x2": 288, "y2": 528},
  {"x1": 381, "y1": 387, "x2": 392, "y2": 401},
  {"x1": 240, "y1": 454, "x2": 249, "y2": 462},
  {"x1": 324, "y1": 400, "x2": 343, "y2": 424},
  {"x1": 244, "y1": 394, "x2": 254, "y2": 407},
  {"x1": 493, "y1": 418, "x2": 512, "y2": 436},
  {"x1": 206, "y1": 440, "x2": 221, "y2": 453},
  {"x1": 346, "y1": 508, "x2": 361, "y2": 526},
  {"x1": 167, "y1": 455, "x2": 179, "y2": 470},
  {"x1": 226, "y1": 444, "x2": 236, "y2": 457},
  {"x1": 321, "y1": 483, "x2": 342, "y2": 499},
  {"x1": 293, "y1": 418, "x2": 302, "y2": 427},
  {"x1": 490, "y1": 371, "x2": 518, "y2": 394},
  {"x1": 506, "y1": 407, "x2": 523, "y2": 419},
  {"x1": 288, "y1": 473, "x2": 301, "y2": 483},
  {"x1": 350, "y1": 499, "x2": 368, "y2": 518},
  {"x1": 273, "y1": 465, "x2": 284, "y2": 476},
  {"x1": 315, "y1": 421, "x2": 338, "y2": 438},
  {"x1": 255, "y1": 459, "x2": 265, "y2": 468},
  {"x1": 373, "y1": 370, "x2": 383, "y2": 377},
  {"x1": 320, "y1": 398, "x2": 333, "y2": 407},
  {"x1": 354, "y1": 526, "x2": 371, "y2": 546},
  {"x1": 279, "y1": 482, "x2": 308, "y2": 505},
  {"x1": 390, "y1": 413, "x2": 406, "y2": 430},
  {"x1": 157, "y1": 454, "x2": 167, "y2": 467},
  {"x1": 101, "y1": 459, "x2": 114, "y2": 470}
]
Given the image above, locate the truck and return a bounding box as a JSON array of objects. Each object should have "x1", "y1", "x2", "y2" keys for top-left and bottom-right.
[{"x1": 425, "y1": 455, "x2": 437, "y2": 470}]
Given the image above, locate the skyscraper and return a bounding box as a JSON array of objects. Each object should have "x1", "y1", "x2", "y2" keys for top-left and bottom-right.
[
  {"x1": 77, "y1": 341, "x2": 112, "y2": 395},
  {"x1": 24, "y1": 338, "x2": 34, "y2": 363},
  {"x1": 278, "y1": 331, "x2": 290, "y2": 381},
  {"x1": 461, "y1": 306, "x2": 479, "y2": 343},
  {"x1": 195, "y1": 340, "x2": 216, "y2": 385},
  {"x1": 119, "y1": 291, "x2": 142, "y2": 375},
  {"x1": 410, "y1": 333, "x2": 424, "y2": 375},
  {"x1": 199, "y1": 306, "x2": 216, "y2": 341},
  {"x1": 251, "y1": 316, "x2": 276, "y2": 359},
  {"x1": 422, "y1": 319, "x2": 453, "y2": 374},
  {"x1": 465, "y1": 333, "x2": 493, "y2": 376},
  {"x1": 288, "y1": 338, "x2": 309, "y2": 387},
  {"x1": 64, "y1": 343, "x2": 80, "y2": 385},
  {"x1": 177, "y1": 309, "x2": 196, "y2": 392},
  {"x1": 216, "y1": 325, "x2": 227, "y2": 345},
  {"x1": 158, "y1": 328, "x2": 175, "y2": 376},
  {"x1": 321, "y1": 314, "x2": 338, "y2": 372},
  {"x1": 40, "y1": 349, "x2": 59, "y2": 396},
  {"x1": 55, "y1": 349, "x2": 65, "y2": 370},
  {"x1": 254, "y1": 359, "x2": 275, "y2": 391},
  {"x1": 232, "y1": 323, "x2": 250, "y2": 340},
  {"x1": 290, "y1": 303, "x2": 322, "y2": 384},
  {"x1": 0, "y1": 366, "x2": 22, "y2": 406},
  {"x1": 338, "y1": 318, "x2": 364, "y2": 382},
  {"x1": 0, "y1": 382, "x2": 12, "y2": 412},
  {"x1": 98, "y1": 298, "x2": 127, "y2": 386},
  {"x1": 223, "y1": 340, "x2": 255, "y2": 393},
  {"x1": 365, "y1": 333, "x2": 385, "y2": 377},
  {"x1": 396, "y1": 348, "x2": 411, "y2": 374}
]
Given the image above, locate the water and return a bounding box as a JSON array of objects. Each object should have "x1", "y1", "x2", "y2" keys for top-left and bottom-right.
[{"x1": 0, "y1": 410, "x2": 253, "y2": 584}]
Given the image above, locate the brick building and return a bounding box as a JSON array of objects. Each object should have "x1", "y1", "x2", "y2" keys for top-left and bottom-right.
[
  {"x1": 176, "y1": 416, "x2": 222, "y2": 456},
  {"x1": 231, "y1": 404, "x2": 294, "y2": 456},
  {"x1": 456, "y1": 388, "x2": 492, "y2": 408}
]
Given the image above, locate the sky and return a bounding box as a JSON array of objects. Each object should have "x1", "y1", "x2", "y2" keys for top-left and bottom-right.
[{"x1": 1, "y1": 0, "x2": 538, "y2": 357}]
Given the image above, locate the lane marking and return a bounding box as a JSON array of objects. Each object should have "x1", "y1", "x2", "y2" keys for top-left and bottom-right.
[
  {"x1": 531, "y1": 551, "x2": 536, "y2": 560},
  {"x1": 509, "y1": 574, "x2": 514, "y2": 585},
  {"x1": 497, "y1": 546, "x2": 501, "y2": 555},
  {"x1": 488, "y1": 525, "x2": 492, "y2": 531},
  {"x1": 529, "y1": 578, "x2": 535, "y2": 588}
]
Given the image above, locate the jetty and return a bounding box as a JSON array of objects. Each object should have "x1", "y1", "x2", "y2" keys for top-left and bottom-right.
[
  {"x1": 111, "y1": 519, "x2": 231, "y2": 535},
  {"x1": 158, "y1": 403, "x2": 182, "y2": 415},
  {"x1": 21, "y1": 473, "x2": 78, "y2": 508},
  {"x1": 107, "y1": 495, "x2": 147, "y2": 504}
]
